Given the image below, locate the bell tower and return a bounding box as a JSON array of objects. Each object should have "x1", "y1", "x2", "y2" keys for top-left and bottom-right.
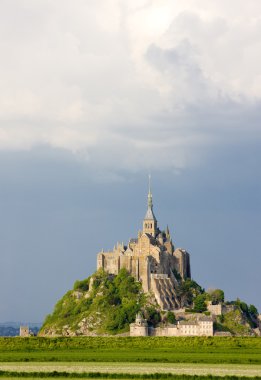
[{"x1": 143, "y1": 175, "x2": 157, "y2": 237}]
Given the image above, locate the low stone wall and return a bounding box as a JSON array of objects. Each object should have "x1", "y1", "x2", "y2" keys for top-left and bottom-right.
[
  {"x1": 130, "y1": 324, "x2": 148, "y2": 336},
  {"x1": 150, "y1": 326, "x2": 178, "y2": 336}
]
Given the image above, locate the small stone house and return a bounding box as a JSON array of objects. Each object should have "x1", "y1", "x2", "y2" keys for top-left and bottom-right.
[{"x1": 20, "y1": 326, "x2": 30, "y2": 337}]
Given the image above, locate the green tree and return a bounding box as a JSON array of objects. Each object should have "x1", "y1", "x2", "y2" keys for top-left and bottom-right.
[
  {"x1": 73, "y1": 278, "x2": 89, "y2": 292},
  {"x1": 239, "y1": 301, "x2": 249, "y2": 313},
  {"x1": 177, "y1": 279, "x2": 204, "y2": 307},
  {"x1": 207, "y1": 289, "x2": 224, "y2": 304},
  {"x1": 249, "y1": 304, "x2": 258, "y2": 317},
  {"x1": 193, "y1": 294, "x2": 207, "y2": 312},
  {"x1": 166, "y1": 311, "x2": 176, "y2": 324},
  {"x1": 144, "y1": 307, "x2": 161, "y2": 326}
]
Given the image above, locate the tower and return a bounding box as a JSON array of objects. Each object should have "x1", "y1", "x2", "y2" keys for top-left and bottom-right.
[{"x1": 143, "y1": 175, "x2": 157, "y2": 237}]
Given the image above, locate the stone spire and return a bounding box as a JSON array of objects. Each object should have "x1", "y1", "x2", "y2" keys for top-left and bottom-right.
[
  {"x1": 144, "y1": 175, "x2": 157, "y2": 221},
  {"x1": 148, "y1": 174, "x2": 153, "y2": 208},
  {"x1": 143, "y1": 175, "x2": 157, "y2": 236}
]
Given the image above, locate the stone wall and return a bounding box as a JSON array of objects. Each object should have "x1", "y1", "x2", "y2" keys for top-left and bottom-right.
[
  {"x1": 20, "y1": 326, "x2": 30, "y2": 337},
  {"x1": 207, "y1": 303, "x2": 223, "y2": 315},
  {"x1": 130, "y1": 324, "x2": 148, "y2": 336}
]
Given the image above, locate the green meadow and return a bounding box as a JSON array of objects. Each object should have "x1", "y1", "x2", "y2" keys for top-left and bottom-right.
[
  {"x1": 0, "y1": 337, "x2": 261, "y2": 379},
  {"x1": 0, "y1": 337, "x2": 261, "y2": 364}
]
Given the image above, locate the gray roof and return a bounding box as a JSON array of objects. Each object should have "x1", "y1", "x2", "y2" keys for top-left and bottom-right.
[
  {"x1": 180, "y1": 321, "x2": 198, "y2": 326},
  {"x1": 144, "y1": 207, "x2": 157, "y2": 221}
]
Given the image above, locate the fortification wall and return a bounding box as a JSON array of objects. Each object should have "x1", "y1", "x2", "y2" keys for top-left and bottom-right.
[
  {"x1": 130, "y1": 324, "x2": 148, "y2": 336},
  {"x1": 207, "y1": 303, "x2": 223, "y2": 315}
]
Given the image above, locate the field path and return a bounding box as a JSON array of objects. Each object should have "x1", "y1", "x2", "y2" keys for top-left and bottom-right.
[{"x1": 0, "y1": 362, "x2": 261, "y2": 377}]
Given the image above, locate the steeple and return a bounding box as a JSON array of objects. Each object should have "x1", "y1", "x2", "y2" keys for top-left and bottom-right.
[
  {"x1": 148, "y1": 174, "x2": 153, "y2": 209},
  {"x1": 143, "y1": 175, "x2": 157, "y2": 236}
]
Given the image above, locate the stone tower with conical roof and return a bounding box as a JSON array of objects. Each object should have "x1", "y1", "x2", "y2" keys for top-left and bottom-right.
[{"x1": 143, "y1": 175, "x2": 157, "y2": 237}]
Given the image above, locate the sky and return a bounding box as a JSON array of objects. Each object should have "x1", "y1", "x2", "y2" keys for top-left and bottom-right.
[{"x1": 0, "y1": 0, "x2": 260, "y2": 323}]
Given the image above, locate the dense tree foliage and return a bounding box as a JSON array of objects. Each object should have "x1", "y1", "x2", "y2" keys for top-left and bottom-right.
[
  {"x1": 193, "y1": 294, "x2": 207, "y2": 312},
  {"x1": 207, "y1": 289, "x2": 224, "y2": 304},
  {"x1": 73, "y1": 278, "x2": 89, "y2": 292},
  {"x1": 249, "y1": 304, "x2": 258, "y2": 317},
  {"x1": 176, "y1": 279, "x2": 204, "y2": 307},
  {"x1": 144, "y1": 307, "x2": 161, "y2": 327},
  {"x1": 41, "y1": 269, "x2": 145, "y2": 335},
  {"x1": 166, "y1": 311, "x2": 176, "y2": 324}
]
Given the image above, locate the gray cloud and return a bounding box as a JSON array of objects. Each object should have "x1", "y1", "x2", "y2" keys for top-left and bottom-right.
[{"x1": 0, "y1": 1, "x2": 260, "y2": 172}]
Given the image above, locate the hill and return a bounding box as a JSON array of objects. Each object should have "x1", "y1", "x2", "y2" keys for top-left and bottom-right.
[
  {"x1": 40, "y1": 269, "x2": 156, "y2": 336},
  {"x1": 39, "y1": 268, "x2": 259, "y2": 337}
]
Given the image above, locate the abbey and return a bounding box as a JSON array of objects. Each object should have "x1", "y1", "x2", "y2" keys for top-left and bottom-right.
[{"x1": 97, "y1": 180, "x2": 191, "y2": 310}]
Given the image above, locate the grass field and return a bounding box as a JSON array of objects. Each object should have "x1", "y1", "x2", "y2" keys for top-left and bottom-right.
[
  {"x1": 0, "y1": 337, "x2": 261, "y2": 364},
  {"x1": 0, "y1": 362, "x2": 261, "y2": 376},
  {"x1": 0, "y1": 337, "x2": 260, "y2": 379}
]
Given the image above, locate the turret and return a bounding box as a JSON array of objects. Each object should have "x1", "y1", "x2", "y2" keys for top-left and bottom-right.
[
  {"x1": 143, "y1": 175, "x2": 157, "y2": 237},
  {"x1": 166, "y1": 225, "x2": 170, "y2": 240}
]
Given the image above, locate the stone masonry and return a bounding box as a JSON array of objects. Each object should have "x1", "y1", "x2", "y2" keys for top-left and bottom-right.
[
  {"x1": 130, "y1": 314, "x2": 213, "y2": 337},
  {"x1": 97, "y1": 179, "x2": 191, "y2": 310}
]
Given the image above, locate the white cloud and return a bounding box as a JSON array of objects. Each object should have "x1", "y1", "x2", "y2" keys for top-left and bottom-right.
[{"x1": 0, "y1": 0, "x2": 260, "y2": 171}]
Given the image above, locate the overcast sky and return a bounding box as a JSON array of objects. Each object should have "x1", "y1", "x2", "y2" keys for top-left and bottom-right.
[{"x1": 0, "y1": 0, "x2": 260, "y2": 323}]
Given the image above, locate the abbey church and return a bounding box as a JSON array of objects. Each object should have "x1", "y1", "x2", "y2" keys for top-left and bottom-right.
[{"x1": 97, "y1": 180, "x2": 191, "y2": 310}]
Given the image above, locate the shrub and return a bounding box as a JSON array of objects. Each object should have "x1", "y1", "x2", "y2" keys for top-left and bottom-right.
[
  {"x1": 193, "y1": 294, "x2": 207, "y2": 313},
  {"x1": 73, "y1": 278, "x2": 89, "y2": 292},
  {"x1": 176, "y1": 278, "x2": 205, "y2": 308},
  {"x1": 239, "y1": 301, "x2": 249, "y2": 313},
  {"x1": 207, "y1": 289, "x2": 224, "y2": 304},
  {"x1": 166, "y1": 311, "x2": 176, "y2": 324},
  {"x1": 185, "y1": 308, "x2": 198, "y2": 313},
  {"x1": 144, "y1": 307, "x2": 161, "y2": 326},
  {"x1": 249, "y1": 304, "x2": 258, "y2": 317}
]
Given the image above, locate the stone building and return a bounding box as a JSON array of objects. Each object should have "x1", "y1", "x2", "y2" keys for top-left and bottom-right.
[
  {"x1": 130, "y1": 314, "x2": 213, "y2": 337},
  {"x1": 177, "y1": 317, "x2": 213, "y2": 336},
  {"x1": 97, "y1": 179, "x2": 191, "y2": 310},
  {"x1": 207, "y1": 302, "x2": 239, "y2": 316},
  {"x1": 130, "y1": 313, "x2": 148, "y2": 336},
  {"x1": 207, "y1": 302, "x2": 223, "y2": 316},
  {"x1": 20, "y1": 326, "x2": 30, "y2": 337}
]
